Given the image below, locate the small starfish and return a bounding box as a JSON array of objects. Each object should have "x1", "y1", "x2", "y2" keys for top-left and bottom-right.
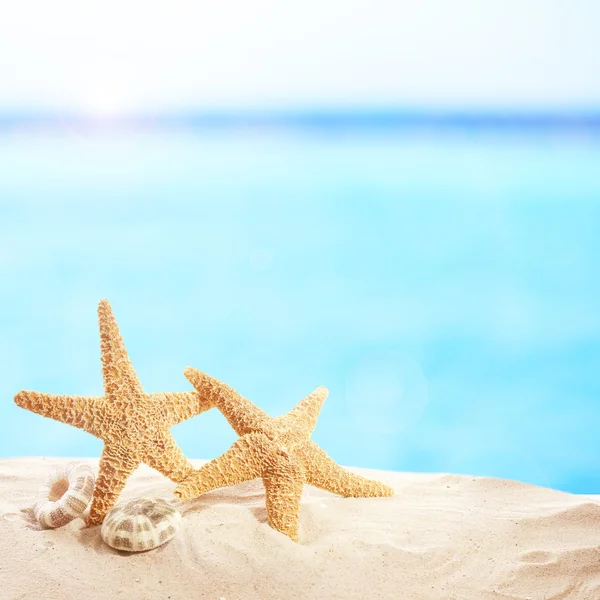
[
  {"x1": 14, "y1": 299, "x2": 210, "y2": 526},
  {"x1": 175, "y1": 367, "x2": 394, "y2": 542}
]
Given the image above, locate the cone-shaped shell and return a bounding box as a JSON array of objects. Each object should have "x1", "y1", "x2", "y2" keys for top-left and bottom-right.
[
  {"x1": 101, "y1": 497, "x2": 182, "y2": 552},
  {"x1": 33, "y1": 461, "x2": 95, "y2": 528}
]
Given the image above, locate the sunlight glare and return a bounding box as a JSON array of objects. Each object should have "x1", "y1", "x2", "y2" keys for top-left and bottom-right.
[{"x1": 79, "y1": 85, "x2": 134, "y2": 119}]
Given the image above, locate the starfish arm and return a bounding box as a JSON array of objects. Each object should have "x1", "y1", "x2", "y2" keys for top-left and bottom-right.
[
  {"x1": 262, "y1": 451, "x2": 304, "y2": 542},
  {"x1": 297, "y1": 440, "x2": 394, "y2": 498},
  {"x1": 275, "y1": 386, "x2": 328, "y2": 438},
  {"x1": 153, "y1": 391, "x2": 212, "y2": 427},
  {"x1": 174, "y1": 432, "x2": 274, "y2": 500},
  {"x1": 144, "y1": 431, "x2": 196, "y2": 483},
  {"x1": 14, "y1": 390, "x2": 106, "y2": 438},
  {"x1": 97, "y1": 299, "x2": 144, "y2": 401},
  {"x1": 184, "y1": 367, "x2": 272, "y2": 436},
  {"x1": 87, "y1": 443, "x2": 140, "y2": 526}
]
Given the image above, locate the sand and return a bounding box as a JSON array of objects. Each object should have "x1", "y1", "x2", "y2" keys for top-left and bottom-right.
[{"x1": 0, "y1": 458, "x2": 598, "y2": 600}]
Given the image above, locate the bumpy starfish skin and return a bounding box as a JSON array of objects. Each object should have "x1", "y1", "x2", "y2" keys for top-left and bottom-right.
[
  {"x1": 14, "y1": 299, "x2": 210, "y2": 526},
  {"x1": 175, "y1": 368, "x2": 394, "y2": 542}
]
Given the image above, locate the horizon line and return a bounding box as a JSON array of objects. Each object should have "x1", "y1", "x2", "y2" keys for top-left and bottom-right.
[{"x1": 1, "y1": 107, "x2": 600, "y2": 131}]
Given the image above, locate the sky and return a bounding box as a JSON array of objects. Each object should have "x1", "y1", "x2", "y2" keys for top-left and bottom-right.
[{"x1": 0, "y1": 1, "x2": 599, "y2": 114}]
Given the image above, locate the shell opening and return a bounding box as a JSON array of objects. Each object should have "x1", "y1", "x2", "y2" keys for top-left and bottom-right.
[{"x1": 48, "y1": 478, "x2": 69, "y2": 502}]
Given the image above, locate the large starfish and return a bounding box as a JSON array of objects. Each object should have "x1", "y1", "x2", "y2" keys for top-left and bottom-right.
[
  {"x1": 14, "y1": 299, "x2": 210, "y2": 526},
  {"x1": 175, "y1": 367, "x2": 394, "y2": 542}
]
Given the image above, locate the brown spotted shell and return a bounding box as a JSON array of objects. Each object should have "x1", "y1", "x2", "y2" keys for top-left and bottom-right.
[
  {"x1": 33, "y1": 461, "x2": 95, "y2": 528},
  {"x1": 100, "y1": 497, "x2": 182, "y2": 552}
]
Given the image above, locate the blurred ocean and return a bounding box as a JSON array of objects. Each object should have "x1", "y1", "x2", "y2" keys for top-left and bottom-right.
[{"x1": 0, "y1": 126, "x2": 598, "y2": 493}]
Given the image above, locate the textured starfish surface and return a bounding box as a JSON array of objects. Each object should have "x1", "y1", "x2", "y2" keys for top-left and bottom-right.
[
  {"x1": 175, "y1": 367, "x2": 394, "y2": 542},
  {"x1": 14, "y1": 299, "x2": 210, "y2": 526}
]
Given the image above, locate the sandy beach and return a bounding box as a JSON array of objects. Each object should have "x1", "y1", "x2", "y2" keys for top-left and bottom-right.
[{"x1": 0, "y1": 457, "x2": 598, "y2": 600}]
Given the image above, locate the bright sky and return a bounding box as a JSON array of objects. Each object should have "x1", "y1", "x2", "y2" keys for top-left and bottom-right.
[{"x1": 0, "y1": 0, "x2": 599, "y2": 114}]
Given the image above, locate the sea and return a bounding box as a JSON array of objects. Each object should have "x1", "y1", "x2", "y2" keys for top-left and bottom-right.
[{"x1": 1, "y1": 118, "x2": 598, "y2": 493}]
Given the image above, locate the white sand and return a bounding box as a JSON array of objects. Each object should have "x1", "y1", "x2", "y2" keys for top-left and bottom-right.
[{"x1": 0, "y1": 458, "x2": 598, "y2": 600}]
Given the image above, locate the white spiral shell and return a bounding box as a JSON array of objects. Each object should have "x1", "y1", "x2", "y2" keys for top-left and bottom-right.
[
  {"x1": 101, "y1": 497, "x2": 182, "y2": 552},
  {"x1": 33, "y1": 461, "x2": 95, "y2": 528}
]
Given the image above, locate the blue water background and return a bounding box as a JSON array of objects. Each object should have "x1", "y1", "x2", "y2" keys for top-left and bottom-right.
[{"x1": 0, "y1": 127, "x2": 598, "y2": 493}]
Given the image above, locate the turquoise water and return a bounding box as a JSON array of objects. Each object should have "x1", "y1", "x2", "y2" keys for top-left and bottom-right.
[{"x1": 0, "y1": 129, "x2": 598, "y2": 493}]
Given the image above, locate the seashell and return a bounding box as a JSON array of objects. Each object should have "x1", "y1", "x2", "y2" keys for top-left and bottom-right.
[
  {"x1": 33, "y1": 461, "x2": 95, "y2": 528},
  {"x1": 101, "y1": 497, "x2": 182, "y2": 552}
]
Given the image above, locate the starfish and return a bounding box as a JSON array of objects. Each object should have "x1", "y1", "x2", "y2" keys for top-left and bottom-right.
[
  {"x1": 174, "y1": 367, "x2": 394, "y2": 542},
  {"x1": 14, "y1": 299, "x2": 210, "y2": 526}
]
